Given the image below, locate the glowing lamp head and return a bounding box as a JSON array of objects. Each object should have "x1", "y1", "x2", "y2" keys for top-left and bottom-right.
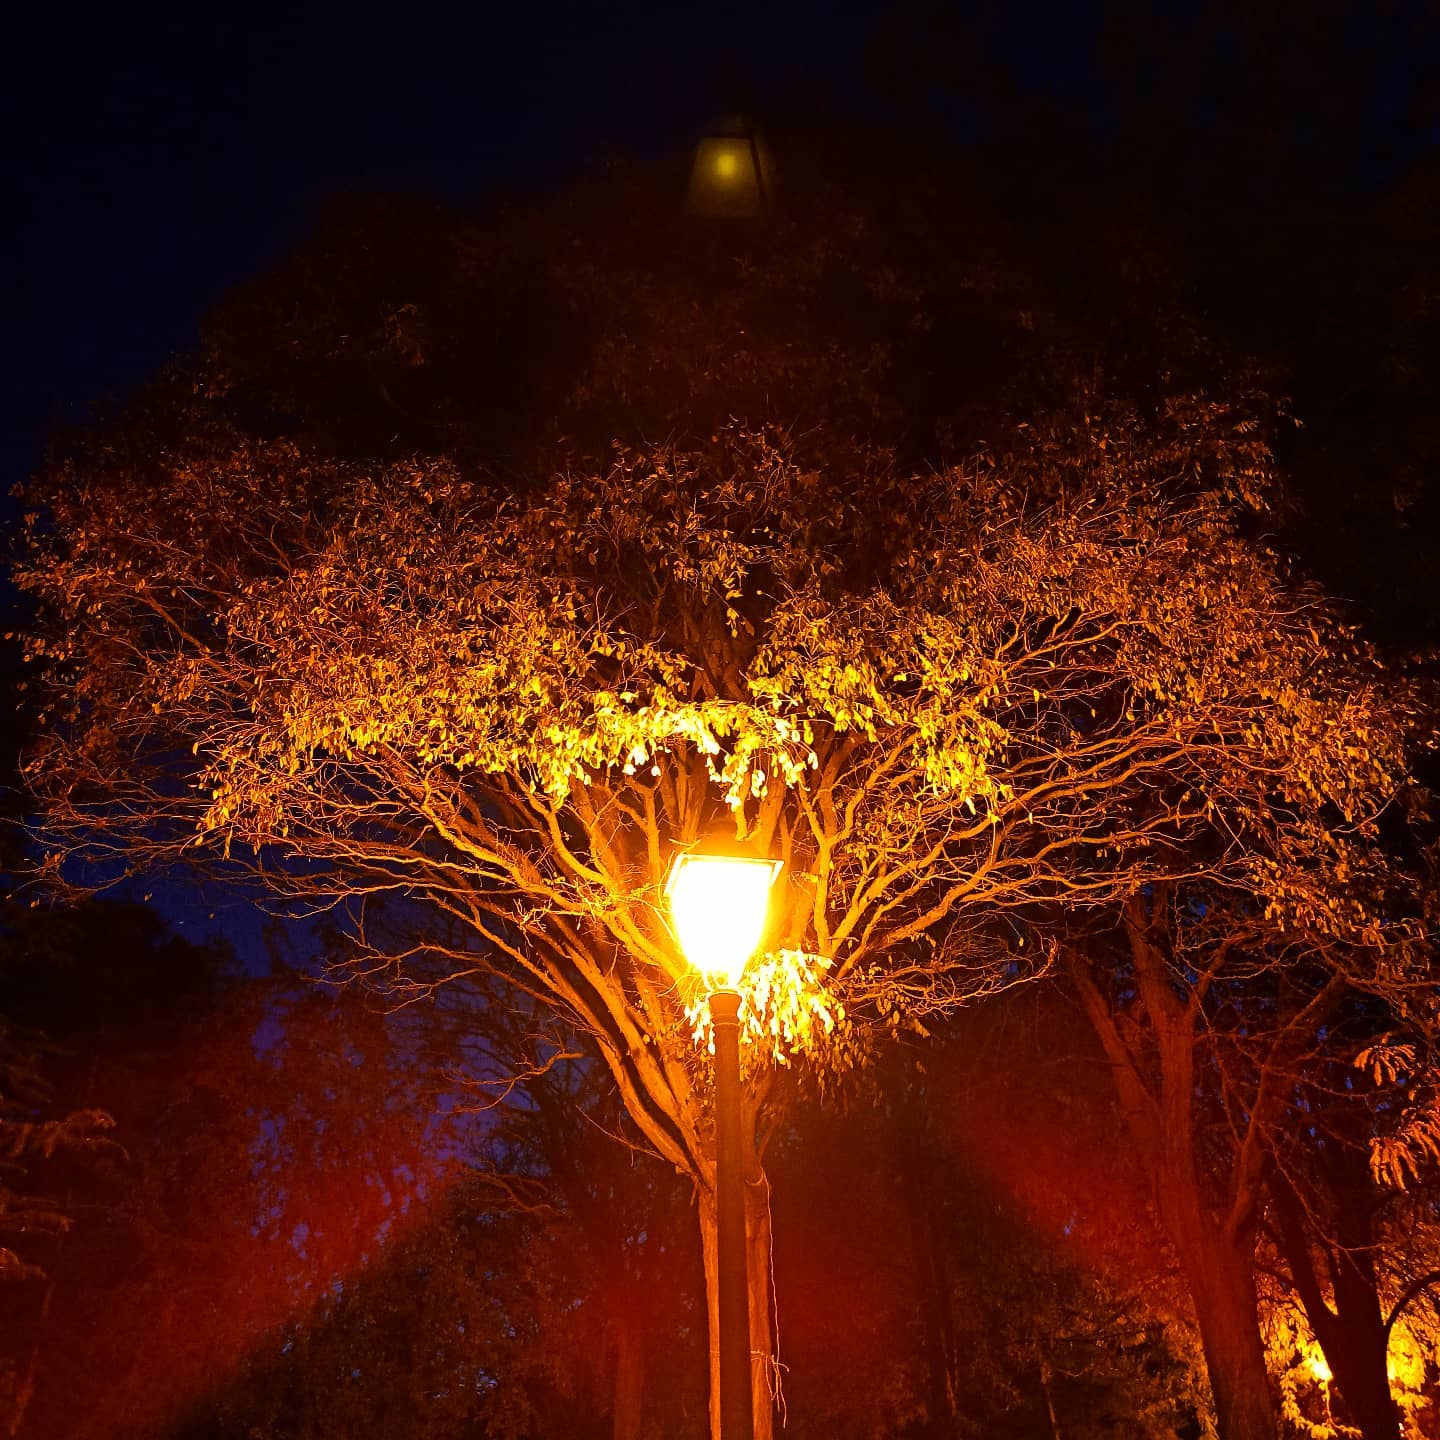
[
  {"x1": 687, "y1": 117, "x2": 774, "y2": 218},
  {"x1": 666, "y1": 851, "x2": 782, "y2": 988}
]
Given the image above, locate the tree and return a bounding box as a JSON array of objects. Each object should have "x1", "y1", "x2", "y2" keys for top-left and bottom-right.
[
  {"x1": 913, "y1": 992, "x2": 1210, "y2": 1440},
  {"x1": 1270, "y1": 1134, "x2": 1402, "y2": 1440},
  {"x1": 777, "y1": 1011, "x2": 1209, "y2": 1440},
  {"x1": 1262, "y1": 980, "x2": 1440, "y2": 1440},
  {"x1": 173, "y1": 998, "x2": 705, "y2": 1440},
  {"x1": 0, "y1": 887, "x2": 235, "y2": 1437},
  {"x1": 402, "y1": 968, "x2": 707, "y2": 1440},
  {"x1": 1070, "y1": 836, "x2": 1434, "y2": 1440},
  {"x1": 0, "y1": 999, "x2": 112, "y2": 1432},
  {"x1": 0, "y1": 657, "x2": 111, "y2": 1285},
  {"x1": 10, "y1": 959, "x2": 468, "y2": 1440},
  {"x1": 17, "y1": 150, "x2": 1430, "y2": 1437}
]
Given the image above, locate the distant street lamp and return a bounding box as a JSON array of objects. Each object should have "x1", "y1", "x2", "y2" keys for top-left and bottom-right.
[
  {"x1": 667, "y1": 846, "x2": 783, "y2": 1440},
  {"x1": 687, "y1": 115, "x2": 774, "y2": 218}
]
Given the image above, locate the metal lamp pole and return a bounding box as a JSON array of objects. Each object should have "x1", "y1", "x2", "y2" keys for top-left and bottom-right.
[
  {"x1": 665, "y1": 847, "x2": 781, "y2": 1440},
  {"x1": 710, "y1": 986, "x2": 752, "y2": 1440}
]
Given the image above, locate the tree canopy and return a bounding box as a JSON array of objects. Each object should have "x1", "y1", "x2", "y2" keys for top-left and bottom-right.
[{"x1": 14, "y1": 148, "x2": 1439, "y2": 1440}]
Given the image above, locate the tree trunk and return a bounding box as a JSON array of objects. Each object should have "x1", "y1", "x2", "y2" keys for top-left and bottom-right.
[
  {"x1": 1039, "y1": 1361, "x2": 1062, "y2": 1440},
  {"x1": 1071, "y1": 924, "x2": 1281, "y2": 1440},
  {"x1": 1331, "y1": 1340, "x2": 1400, "y2": 1440},
  {"x1": 700, "y1": 1173, "x2": 777, "y2": 1440},
  {"x1": 612, "y1": 1312, "x2": 645, "y2": 1440},
  {"x1": 1325, "y1": 1173, "x2": 1399, "y2": 1440},
  {"x1": 7, "y1": 1278, "x2": 53, "y2": 1440},
  {"x1": 1171, "y1": 1215, "x2": 1276, "y2": 1440},
  {"x1": 1270, "y1": 1169, "x2": 1399, "y2": 1440},
  {"x1": 894, "y1": 1082, "x2": 959, "y2": 1439}
]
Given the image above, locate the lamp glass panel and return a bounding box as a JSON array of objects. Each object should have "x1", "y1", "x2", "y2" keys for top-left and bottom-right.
[
  {"x1": 687, "y1": 136, "x2": 765, "y2": 217},
  {"x1": 667, "y1": 854, "x2": 779, "y2": 985}
]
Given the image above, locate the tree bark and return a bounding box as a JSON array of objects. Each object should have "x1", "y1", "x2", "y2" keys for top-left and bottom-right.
[
  {"x1": 894, "y1": 1079, "x2": 959, "y2": 1439},
  {"x1": 702, "y1": 1192, "x2": 721, "y2": 1440},
  {"x1": 1071, "y1": 920, "x2": 1281, "y2": 1440},
  {"x1": 1174, "y1": 1223, "x2": 1277, "y2": 1440},
  {"x1": 745, "y1": 1166, "x2": 777, "y2": 1439},
  {"x1": 1270, "y1": 1169, "x2": 1399, "y2": 1440},
  {"x1": 1040, "y1": 1361, "x2": 1062, "y2": 1440},
  {"x1": 612, "y1": 1312, "x2": 645, "y2": 1440},
  {"x1": 7, "y1": 1278, "x2": 53, "y2": 1440}
]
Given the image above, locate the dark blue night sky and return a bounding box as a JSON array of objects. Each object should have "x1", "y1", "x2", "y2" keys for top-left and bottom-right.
[
  {"x1": 11, "y1": 1, "x2": 1431, "y2": 499},
  {"x1": 5, "y1": 4, "x2": 882, "y2": 494}
]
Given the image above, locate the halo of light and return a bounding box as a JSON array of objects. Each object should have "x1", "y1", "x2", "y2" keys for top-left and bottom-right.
[{"x1": 666, "y1": 853, "x2": 781, "y2": 987}]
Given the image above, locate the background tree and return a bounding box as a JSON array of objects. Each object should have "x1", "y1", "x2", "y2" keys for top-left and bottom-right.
[
  {"x1": 175, "y1": 1020, "x2": 704, "y2": 1440},
  {"x1": 1069, "y1": 836, "x2": 1434, "y2": 1440},
  {"x1": 8, "y1": 959, "x2": 462, "y2": 1440},
  {"x1": 415, "y1": 973, "x2": 707, "y2": 1440},
  {"x1": 1265, "y1": 994, "x2": 1419, "y2": 1440},
  {"x1": 915, "y1": 994, "x2": 1209, "y2": 1440},
  {"x1": 0, "y1": 645, "x2": 235, "y2": 1436},
  {"x1": 754, "y1": 983, "x2": 1215, "y2": 1440},
  {"x1": 0, "y1": 657, "x2": 118, "y2": 1317},
  {"x1": 867, "y1": 1, "x2": 1440, "y2": 646}
]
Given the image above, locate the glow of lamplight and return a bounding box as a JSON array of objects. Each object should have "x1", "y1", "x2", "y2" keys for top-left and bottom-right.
[{"x1": 666, "y1": 852, "x2": 781, "y2": 988}]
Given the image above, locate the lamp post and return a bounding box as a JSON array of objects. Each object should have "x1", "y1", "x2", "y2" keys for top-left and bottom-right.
[{"x1": 666, "y1": 848, "x2": 783, "y2": 1440}]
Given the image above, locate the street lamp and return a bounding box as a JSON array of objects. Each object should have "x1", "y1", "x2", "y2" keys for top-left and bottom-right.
[
  {"x1": 687, "y1": 115, "x2": 774, "y2": 218},
  {"x1": 667, "y1": 847, "x2": 783, "y2": 1440}
]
